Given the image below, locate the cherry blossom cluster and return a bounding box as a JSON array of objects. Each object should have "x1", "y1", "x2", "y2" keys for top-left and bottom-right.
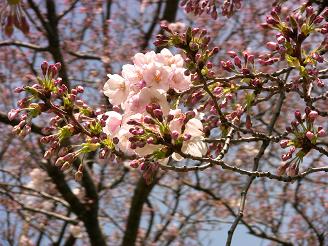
[
  {"x1": 278, "y1": 108, "x2": 325, "y2": 176},
  {"x1": 180, "y1": 0, "x2": 242, "y2": 19},
  {"x1": 0, "y1": 0, "x2": 29, "y2": 36},
  {"x1": 102, "y1": 49, "x2": 208, "y2": 182}
]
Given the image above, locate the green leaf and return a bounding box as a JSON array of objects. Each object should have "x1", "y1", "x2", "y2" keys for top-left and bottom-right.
[
  {"x1": 245, "y1": 93, "x2": 255, "y2": 109},
  {"x1": 285, "y1": 54, "x2": 300, "y2": 68}
]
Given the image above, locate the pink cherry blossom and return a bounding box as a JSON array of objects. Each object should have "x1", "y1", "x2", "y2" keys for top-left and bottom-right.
[
  {"x1": 133, "y1": 51, "x2": 156, "y2": 68},
  {"x1": 169, "y1": 66, "x2": 191, "y2": 92},
  {"x1": 121, "y1": 64, "x2": 145, "y2": 93},
  {"x1": 169, "y1": 110, "x2": 207, "y2": 160},
  {"x1": 103, "y1": 74, "x2": 130, "y2": 105},
  {"x1": 155, "y1": 48, "x2": 184, "y2": 67},
  {"x1": 168, "y1": 22, "x2": 186, "y2": 33},
  {"x1": 124, "y1": 88, "x2": 170, "y2": 116},
  {"x1": 103, "y1": 111, "x2": 122, "y2": 135},
  {"x1": 142, "y1": 62, "x2": 170, "y2": 91}
]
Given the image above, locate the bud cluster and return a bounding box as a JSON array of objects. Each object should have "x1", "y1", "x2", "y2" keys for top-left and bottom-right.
[
  {"x1": 8, "y1": 61, "x2": 119, "y2": 181},
  {"x1": 129, "y1": 158, "x2": 159, "y2": 185},
  {"x1": 262, "y1": 5, "x2": 328, "y2": 78},
  {"x1": 277, "y1": 108, "x2": 326, "y2": 176},
  {"x1": 222, "y1": 50, "x2": 255, "y2": 75},
  {"x1": 1, "y1": 0, "x2": 29, "y2": 37},
  {"x1": 180, "y1": 0, "x2": 242, "y2": 19}
]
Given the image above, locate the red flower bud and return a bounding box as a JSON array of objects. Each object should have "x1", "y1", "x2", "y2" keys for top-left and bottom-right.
[
  {"x1": 317, "y1": 129, "x2": 326, "y2": 137},
  {"x1": 280, "y1": 140, "x2": 289, "y2": 148},
  {"x1": 308, "y1": 111, "x2": 318, "y2": 121},
  {"x1": 305, "y1": 131, "x2": 315, "y2": 140}
]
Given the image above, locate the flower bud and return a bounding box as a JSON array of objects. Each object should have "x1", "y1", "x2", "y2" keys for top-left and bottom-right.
[
  {"x1": 294, "y1": 110, "x2": 302, "y2": 122},
  {"x1": 171, "y1": 131, "x2": 180, "y2": 140},
  {"x1": 266, "y1": 16, "x2": 279, "y2": 25},
  {"x1": 14, "y1": 87, "x2": 24, "y2": 93},
  {"x1": 153, "y1": 109, "x2": 163, "y2": 120},
  {"x1": 280, "y1": 140, "x2": 289, "y2": 148},
  {"x1": 234, "y1": 56, "x2": 242, "y2": 68},
  {"x1": 245, "y1": 115, "x2": 252, "y2": 129},
  {"x1": 266, "y1": 42, "x2": 279, "y2": 51},
  {"x1": 291, "y1": 120, "x2": 299, "y2": 128},
  {"x1": 54, "y1": 62, "x2": 61, "y2": 71},
  {"x1": 281, "y1": 152, "x2": 292, "y2": 161},
  {"x1": 130, "y1": 160, "x2": 140, "y2": 168},
  {"x1": 313, "y1": 15, "x2": 324, "y2": 24},
  {"x1": 227, "y1": 51, "x2": 237, "y2": 58},
  {"x1": 146, "y1": 137, "x2": 155, "y2": 144},
  {"x1": 144, "y1": 115, "x2": 155, "y2": 124},
  {"x1": 248, "y1": 55, "x2": 255, "y2": 64},
  {"x1": 113, "y1": 137, "x2": 119, "y2": 144},
  {"x1": 41, "y1": 61, "x2": 49, "y2": 75},
  {"x1": 305, "y1": 6, "x2": 314, "y2": 17},
  {"x1": 183, "y1": 133, "x2": 191, "y2": 141},
  {"x1": 305, "y1": 131, "x2": 315, "y2": 140},
  {"x1": 8, "y1": 109, "x2": 19, "y2": 121},
  {"x1": 317, "y1": 128, "x2": 326, "y2": 137},
  {"x1": 308, "y1": 110, "x2": 318, "y2": 121}
]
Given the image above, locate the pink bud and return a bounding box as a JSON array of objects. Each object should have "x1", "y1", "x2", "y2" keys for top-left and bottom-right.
[
  {"x1": 320, "y1": 28, "x2": 328, "y2": 34},
  {"x1": 305, "y1": 131, "x2": 315, "y2": 140},
  {"x1": 246, "y1": 115, "x2": 252, "y2": 129},
  {"x1": 227, "y1": 51, "x2": 237, "y2": 58},
  {"x1": 41, "y1": 61, "x2": 48, "y2": 75},
  {"x1": 234, "y1": 56, "x2": 242, "y2": 68},
  {"x1": 286, "y1": 163, "x2": 298, "y2": 176},
  {"x1": 171, "y1": 131, "x2": 180, "y2": 140},
  {"x1": 289, "y1": 146, "x2": 296, "y2": 154},
  {"x1": 144, "y1": 115, "x2": 155, "y2": 124},
  {"x1": 54, "y1": 62, "x2": 61, "y2": 71},
  {"x1": 317, "y1": 129, "x2": 326, "y2": 137},
  {"x1": 130, "y1": 160, "x2": 139, "y2": 168},
  {"x1": 308, "y1": 111, "x2": 318, "y2": 121},
  {"x1": 248, "y1": 55, "x2": 255, "y2": 64},
  {"x1": 305, "y1": 6, "x2": 314, "y2": 17},
  {"x1": 280, "y1": 140, "x2": 289, "y2": 148},
  {"x1": 183, "y1": 134, "x2": 191, "y2": 141},
  {"x1": 294, "y1": 110, "x2": 302, "y2": 122},
  {"x1": 14, "y1": 87, "x2": 24, "y2": 93},
  {"x1": 277, "y1": 36, "x2": 286, "y2": 44},
  {"x1": 146, "y1": 137, "x2": 155, "y2": 144},
  {"x1": 8, "y1": 109, "x2": 19, "y2": 121},
  {"x1": 266, "y1": 42, "x2": 279, "y2": 51},
  {"x1": 314, "y1": 15, "x2": 324, "y2": 24},
  {"x1": 266, "y1": 16, "x2": 279, "y2": 25},
  {"x1": 281, "y1": 152, "x2": 292, "y2": 161},
  {"x1": 242, "y1": 68, "x2": 250, "y2": 74}
]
